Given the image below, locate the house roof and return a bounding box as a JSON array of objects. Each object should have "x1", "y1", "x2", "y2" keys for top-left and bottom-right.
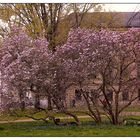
[
  {"x1": 123, "y1": 12, "x2": 140, "y2": 27},
  {"x1": 66, "y1": 12, "x2": 140, "y2": 28}
]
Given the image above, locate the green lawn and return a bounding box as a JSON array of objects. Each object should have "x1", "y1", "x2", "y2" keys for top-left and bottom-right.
[
  {"x1": 1, "y1": 106, "x2": 139, "y2": 121},
  {"x1": 0, "y1": 107, "x2": 140, "y2": 137},
  {"x1": 0, "y1": 109, "x2": 89, "y2": 121},
  {"x1": 0, "y1": 120, "x2": 140, "y2": 137},
  {"x1": 124, "y1": 106, "x2": 140, "y2": 112}
]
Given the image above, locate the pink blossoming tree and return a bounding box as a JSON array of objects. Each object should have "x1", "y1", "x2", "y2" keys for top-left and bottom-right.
[{"x1": 0, "y1": 25, "x2": 140, "y2": 125}]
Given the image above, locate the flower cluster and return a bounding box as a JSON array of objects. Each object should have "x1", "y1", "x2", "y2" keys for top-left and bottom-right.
[{"x1": 0, "y1": 26, "x2": 140, "y2": 111}]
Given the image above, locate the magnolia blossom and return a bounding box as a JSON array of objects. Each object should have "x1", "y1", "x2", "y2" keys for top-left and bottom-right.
[{"x1": 0, "y1": 26, "x2": 140, "y2": 113}]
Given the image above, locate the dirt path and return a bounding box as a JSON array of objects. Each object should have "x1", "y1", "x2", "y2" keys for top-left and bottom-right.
[{"x1": 0, "y1": 112, "x2": 140, "y2": 124}]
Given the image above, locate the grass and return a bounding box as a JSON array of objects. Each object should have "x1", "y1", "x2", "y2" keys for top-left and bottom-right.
[
  {"x1": 0, "y1": 119, "x2": 140, "y2": 136},
  {"x1": 124, "y1": 106, "x2": 140, "y2": 112},
  {"x1": 1, "y1": 105, "x2": 140, "y2": 121},
  {"x1": 0, "y1": 109, "x2": 88, "y2": 121},
  {"x1": 0, "y1": 107, "x2": 140, "y2": 137}
]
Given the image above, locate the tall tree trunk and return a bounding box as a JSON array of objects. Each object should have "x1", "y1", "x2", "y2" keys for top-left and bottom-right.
[
  {"x1": 20, "y1": 101, "x2": 25, "y2": 111},
  {"x1": 19, "y1": 92, "x2": 25, "y2": 111},
  {"x1": 47, "y1": 95, "x2": 52, "y2": 110},
  {"x1": 114, "y1": 92, "x2": 119, "y2": 125},
  {"x1": 34, "y1": 94, "x2": 40, "y2": 109}
]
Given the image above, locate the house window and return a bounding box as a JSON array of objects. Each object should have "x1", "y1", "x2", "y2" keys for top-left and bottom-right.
[
  {"x1": 138, "y1": 89, "x2": 140, "y2": 101},
  {"x1": 75, "y1": 89, "x2": 82, "y2": 101},
  {"x1": 122, "y1": 92, "x2": 129, "y2": 101},
  {"x1": 107, "y1": 90, "x2": 113, "y2": 101}
]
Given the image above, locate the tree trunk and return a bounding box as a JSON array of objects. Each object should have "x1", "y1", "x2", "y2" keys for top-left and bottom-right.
[
  {"x1": 114, "y1": 92, "x2": 119, "y2": 125},
  {"x1": 34, "y1": 94, "x2": 40, "y2": 109},
  {"x1": 110, "y1": 114, "x2": 120, "y2": 125},
  {"x1": 20, "y1": 101, "x2": 25, "y2": 111},
  {"x1": 47, "y1": 95, "x2": 52, "y2": 110},
  {"x1": 19, "y1": 92, "x2": 25, "y2": 111},
  {"x1": 83, "y1": 93, "x2": 102, "y2": 124},
  {"x1": 63, "y1": 110, "x2": 81, "y2": 125}
]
